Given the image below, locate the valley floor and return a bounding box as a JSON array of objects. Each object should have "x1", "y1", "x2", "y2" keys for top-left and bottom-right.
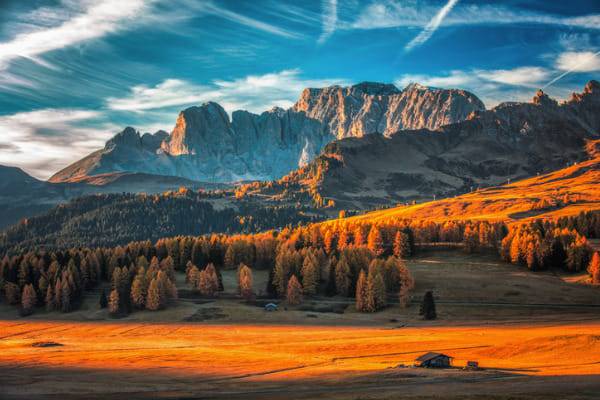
[{"x1": 1, "y1": 251, "x2": 599, "y2": 399}]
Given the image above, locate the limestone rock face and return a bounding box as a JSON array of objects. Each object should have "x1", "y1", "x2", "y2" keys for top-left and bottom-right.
[
  {"x1": 293, "y1": 81, "x2": 485, "y2": 138},
  {"x1": 161, "y1": 102, "x2": 235, "y2": 157},
  {"x1": 50, "y1": 82, "x2": 486, "y2": 183}
]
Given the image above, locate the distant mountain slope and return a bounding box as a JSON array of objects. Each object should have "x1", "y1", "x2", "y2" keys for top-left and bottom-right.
[
  {"x1": 335, "y1": 139, "x2": 600, "y2": 225},
  {"x1": 245, "y1": 81, "x2": 600, "y2": 210},
  {"x1": 50, "y1": 82, "x2": 484, "y2": 183},
  {"x1": 0, "y1": 190, "x2": 320, "y2": 254},
  {"x1": 0, "y1": 165, "x2": 217, "y2": 230}
]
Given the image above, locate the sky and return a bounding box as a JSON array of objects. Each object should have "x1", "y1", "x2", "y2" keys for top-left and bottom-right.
[{"x1": 0, "y1": 0, "x2": 599, "y2": 179}]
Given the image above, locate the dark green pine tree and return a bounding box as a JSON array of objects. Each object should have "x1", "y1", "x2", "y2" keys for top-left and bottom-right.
[
  {"x1": 99, "y1": 288, "x2": 108, "y2": 309},
  {"x1": 420, "y1": 291, "x2": 437, "y2": 320}
]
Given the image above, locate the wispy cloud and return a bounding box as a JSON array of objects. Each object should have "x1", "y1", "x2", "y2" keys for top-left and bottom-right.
[
  {"x1": 351, "y1": 1, "x2": 600, "y2": 33},
  {"x1": 0, "y1": 109, "x2": 117, "y2": 179},
  {"x1": 318, "y1": 0, "x2": 338, "y2": 44},
  {"x1": 0, "y1": 0, "x2": 151, "y2": 70},
  {"x1": 107, "y1": 69, "x2": 348, "y2": 115},
  {"x1": 201, "y1": 1, "x2": 303, "y2": 39},
  {"x1": 405, "y1": 0, "x2": 459, "y2": 52}
]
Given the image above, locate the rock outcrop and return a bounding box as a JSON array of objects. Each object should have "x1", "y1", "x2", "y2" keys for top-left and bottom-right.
[
  {"x1": 50, "y1": 82, "x2": 484, "y2": 183},
  {"x1": 293, "y1": 82, "x2": 485, "y2": 138}
]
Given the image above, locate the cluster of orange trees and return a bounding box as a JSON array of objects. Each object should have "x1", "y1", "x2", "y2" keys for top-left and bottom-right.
[{"x1": 2, "y1": 211, "x2": 599, "y2": 316}]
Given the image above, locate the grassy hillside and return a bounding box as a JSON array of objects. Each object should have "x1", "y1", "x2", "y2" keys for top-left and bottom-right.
[{"x1": 337, "y1": 141, "x2": 600, "y2": 225}]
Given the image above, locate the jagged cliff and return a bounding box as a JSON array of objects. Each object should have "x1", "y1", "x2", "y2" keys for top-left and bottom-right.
[
  {"x1": 245, "y1": 81, "x2": 600, "y2": 209},
  {"x1": 50, "y1": 82, "x2": 483, "y2": 183}
]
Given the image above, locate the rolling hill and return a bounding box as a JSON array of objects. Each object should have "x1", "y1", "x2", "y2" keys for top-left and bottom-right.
[{"x1": 334, "y1": 139, "x2": 600, "y2": 225}]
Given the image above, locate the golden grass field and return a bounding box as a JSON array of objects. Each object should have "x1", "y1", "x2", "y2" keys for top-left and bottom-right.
[
  {"x1": 1, "y1": 320, "x2": 600, "y2": 399},
  {"x1": 1, "y1": 251, "x2": 600, "y2": 399}
]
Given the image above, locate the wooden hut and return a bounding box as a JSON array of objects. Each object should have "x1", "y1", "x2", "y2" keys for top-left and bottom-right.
[{"x1": 414, "y1": 352, "x2": 452, "y2": 368}]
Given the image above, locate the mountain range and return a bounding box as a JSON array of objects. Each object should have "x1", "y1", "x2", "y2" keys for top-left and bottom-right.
[
  {"x1": 2, "y1": 80, "x2": 599, "y2": 231},
  {"x1": 241, "y1": 80, "x2": 600, "y2": 209},
  {"x1": 49, "y1": 82, "x2": 484, "y2": 183}
]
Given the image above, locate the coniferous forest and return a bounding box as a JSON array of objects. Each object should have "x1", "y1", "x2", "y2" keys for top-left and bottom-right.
[{"x1": 2, "y1": 210, "x2": 598, "y2": 316}]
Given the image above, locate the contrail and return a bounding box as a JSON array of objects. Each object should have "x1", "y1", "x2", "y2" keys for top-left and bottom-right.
[
  {"x1": 405, "y1": 0, "x2": 460, "y2": 52},
  {"x1": 318, "y1": 0, "x2": 338, "y2": 44},
  {"x1": 542, "y1": 49, "x2": 600, "y2": 90}
]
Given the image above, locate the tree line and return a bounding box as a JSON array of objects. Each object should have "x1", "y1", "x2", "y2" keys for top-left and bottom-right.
[
  {"x1": 0, "y1": 189, "x2": 321, "y2": 255},
  {"x1": 2, "y1": 211, "x2": 599, "y2": 316}
]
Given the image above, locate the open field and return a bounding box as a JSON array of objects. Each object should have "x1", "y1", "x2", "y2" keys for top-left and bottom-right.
[
  {"x1": 1, "y1": 320, "x2": 600, "y2": 399},
  {"x1": 1, "y1": 251, "x2": 600, "y2": 399}
]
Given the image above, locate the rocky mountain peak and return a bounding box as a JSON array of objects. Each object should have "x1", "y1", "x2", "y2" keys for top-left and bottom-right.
[
  {"x1": 106, "y1": 127, "x2": 141, "y2": 149},
  {"x1": 51, "y1": 80, "x2": 490, "y2": 183},
  {"x1": 584, "y1": 79, "x2": 600, "y2": 94},
  {"x1": 532, "y1": 89, "x2": 557, "y2": 107},
  {"x1": 350, "y1": 81, "x2": 400, "y2": 96},
  {"x1": 161, "y1": 102, "x2": 234, "y2": 156}
]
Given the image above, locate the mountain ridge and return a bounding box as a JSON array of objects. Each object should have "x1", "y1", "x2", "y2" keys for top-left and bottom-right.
[{"x1": 49, "y1": 81, "x2": 485, "y2": 183}]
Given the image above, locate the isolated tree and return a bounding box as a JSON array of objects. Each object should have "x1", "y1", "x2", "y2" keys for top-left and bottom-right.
[
  {"x1": 238, "y1": 264, "x2": 254, "y2": 301},
  {"x1": 393, "y1": 231, "x2": 411, "y2": 259},
  {"x1": 108, "y1": 289, "x2": 120, "y2": 315},
  {"x1": 367, "y1": 225, "x2": 385, "y2": 256},
  {"x1": 286, "y1": 275, "x2": 303, "y2": 306},
  {"x1": 99, "y1": 288, "x2": 108, "y2": 309},
  {"x1": 355, "y1": 270, "x2": 369, "y2": 312},
  {"x1": 589, "y1": 252, "x2": 600, "y2": 285},
  {"x1": 420, "y1": 291, "x2": 437, "y2": 320},
  {"x1": 21, "y1": 284, "x2": 37, "y2": 315}
]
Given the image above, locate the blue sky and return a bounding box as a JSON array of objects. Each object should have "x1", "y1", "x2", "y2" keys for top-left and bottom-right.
[{"x1": 0, "y1": 0, "x2": 599, "y2": 178}]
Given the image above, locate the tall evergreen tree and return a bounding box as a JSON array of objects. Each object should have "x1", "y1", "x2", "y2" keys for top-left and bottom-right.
[
  {"x1": 146, "y1": 278, "x2": 161, "y2": 311},
  {"x1": 99, "y1": 288, "x2": 108, "y2": 309},
  {"x1": 420, "y1": 291, "x2": 437, "y2": 320},
  {"x1": 45, "y1": 285, "x2": 56, "y2": 311},
  {"x1": 286, "y1": 275, "x2": 303, "y2": 306},
  {"x1": 355, "y1": 270, "x2": 368, "y2": 312},
  {"x1": 130, "y1": 268, "x2": 147, "y2": 309},
  {"x1": 301, "y1": 252, "x2": 319, "y2": 295},
  {"x1": 238, "y1": 264, "x2": 254, "y2": 301},
  {"x1": 589, "y1": 252, "x2": 600, "y2": 285},
  {"x1": 367, "y1": 225, "x2": 384, "y2": 256},
  {"x1": 334, "y1": 256, "x2": 351, "y2": 296},
  {"x1": 21, "y1": 284, "x2": 37, "y2": 316},
  {"x1": 393, "y1": 231, "x2": 410, "y2": 258},
  {"x1": 108, "y1": 289, "x2": 120, "y2": 315}
]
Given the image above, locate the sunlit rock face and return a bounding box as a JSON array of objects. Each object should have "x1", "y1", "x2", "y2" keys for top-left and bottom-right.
[
  {"x1": 293, "y1": 82, "x2": 485, "y2": 138},
  {"x1": 272, "y1": 81, "x2": 600, "y2": 208},
  {"x1": 50, "y1": 82, "x2": 484, "y2": 183}
]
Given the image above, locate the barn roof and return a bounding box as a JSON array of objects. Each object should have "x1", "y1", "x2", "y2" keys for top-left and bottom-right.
[{"x1": 415, "y1": 352, "x2": 450, "y2": 362}]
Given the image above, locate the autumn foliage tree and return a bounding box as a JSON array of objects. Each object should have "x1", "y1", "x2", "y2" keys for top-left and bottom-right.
[
  {"x1": 286, "y1": 275, "x2": 303, "y2": 306},
  {"x1": 238, "y1": 264, "x2": 254, "y2": 301},
  {"x1": 589, "y1": 252, "x2": 600, "y2": 285}
]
